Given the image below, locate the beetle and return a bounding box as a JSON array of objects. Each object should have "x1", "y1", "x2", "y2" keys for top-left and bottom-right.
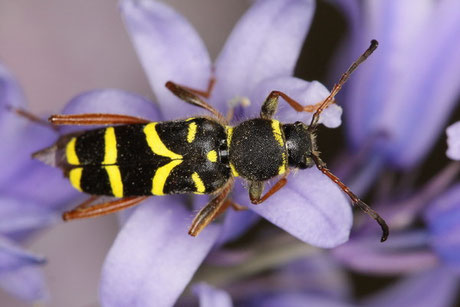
[{"x1": 34, "y1": 40, "x2": 388, "y2": 242}]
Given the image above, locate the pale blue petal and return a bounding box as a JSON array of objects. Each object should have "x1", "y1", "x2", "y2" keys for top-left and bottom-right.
[
  {"x1": 362, "y1": 267, "x2": 458, "y2": 307},
  {"x1": 0, "y1": 265, "x2": 48, "y2": 302},
  {"x1": 425, "y1": 184, "x2": 460, "y2": 271},
  {"x1": 333, "y1": 231, "x2": 438, "y2": 275},
  {"x1": 233, "y1": 167, "x2": 352, "y2": 248},
  {"x1": 61, "y1": 88, "x2": 161, "y2": 134},
  {"x1": 344, "y1": 0, "x2": 460, "y2": 168},
  {"x1": 100, "y1": 197, "x2": 220, "y2": 307},
  {"x1": 446, "y1": 121, "x2": 460, "y2": 160},
  {"x1": 193, "y1": 283, "x2": 233, "y2": 307},
  {"x1": 247, "y1": 293, "x2": 352, "y2": 307},
  {"x1": 0, "y1": 237, "x2": 47, "y2": 302},
  {"x1": 0, "y1": 62, "x2": 27, "y2": 134},
  {"x1": 216, "y1": 204, "x2": 260, "y2": 245},
  {"x1": 120, "y1": 0, "x2": 212, "y2": 119},
  {"x1": 0, "y1": 236, "x2": 45, "y2": 271},
  {"x1": 213, "y1": 0, "x2": 315, "y2": 112},
  {"x1": 0, "y1": 197, "x2": 59, "y2": 237}
]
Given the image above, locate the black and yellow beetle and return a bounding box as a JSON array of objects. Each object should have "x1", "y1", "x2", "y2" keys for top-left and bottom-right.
[{"x1": 34, "y1": 40, "x2": 388, "y2": 242}]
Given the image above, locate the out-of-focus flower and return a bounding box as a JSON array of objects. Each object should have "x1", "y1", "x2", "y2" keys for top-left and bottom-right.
[
  {"x1": 336, "y1": 0, "x2": 460, "y2": 169},
  {"x1": 446, "y1": 121, "x2": 460, "y2": 160},
  {"x1": 306, "y1": 1, "x2": 460, "y2": 306},
  {"x1": 356, "y1": 184, "x2": 460, "y2": 307},
  {"x1": 190, "y1": 250, "x2": 353, "y2": 307},
  {"x1": 42, "y1": 0, "x2": 357, "y2": 305},
  {"x1": 0, "y1": 63, "x2": 78, "y2": 301},
  {"x1": 193, "y1": 283, "x2": 233, "y2": 307},
  {"x1": 425, "y1": 184, "x2": 460, "y2": 272},
  {"x1": 195, "y1": 282, "x2": 353, "y2": 307}
]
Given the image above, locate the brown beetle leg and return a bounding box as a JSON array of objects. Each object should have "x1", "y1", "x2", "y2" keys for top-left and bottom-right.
[
  {"x1": 249, "y1": 174, "x2": 289, "y2": 205},
  {"x1": 188, "y1": 180, "x2": 233, "y2": 236},
  {"x1": 62, "y1": 196, "x2": 148, "y2": 221},
  {"x1": 49, "y1": 113, "x2": 150, "y2": 126}
]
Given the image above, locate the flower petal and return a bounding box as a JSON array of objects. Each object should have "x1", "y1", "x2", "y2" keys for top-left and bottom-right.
[
  {"x1": 216, "y1": 205, "x2": 260, "y2": 245},
  {"x1": 332, "y1": 231, "x2": 438, "y2": 275},
  {"x1": 4, "y1": 162, "x2": 78, "y2": 212},
  {"x1": 362, "y1": 267, "x2": 457, "y2": 307},
  {"x1": 193, "y1": 283, "x2": 233, "y2": 307},
  {"x1": 120, "y1": 0, "x2": 212, "y2": 119},
  {"x1": 61, "y1": 89, "x2": 161, "y2": 131},
  {"x1": 0, "y1": 121, "x2": 56, "y2": 188},
  {"x1": 0, "y1": 236, "x2": 45, "y2": 271},
  {"x1": 446, "y1": 121, "x2": 460, "y2": 160},
  {"x1": 234, "y1": 167, "x2": 352, "y2": 248},
  {"x1": 0, "y1": 236, "x2": 47, "y2": 302},
  {"x1": 425, "y1": 184, "x2": 460, "y2": 271},
  {"x1": 0, "y1": 264, "x2": 48, "y2": 302},
  {"x1": 279, "y1": 255, "x2": 351, "y2": 300},
  {"x1": 344, "y1": 0, "x2": 435, "y2": 149},
  {"x1": 0, "y1": 119, "x2": 77, "y2": 217},
  {"x1": 213, "y1": 0, "x2": 315, "y2": 111},
  {"x1": 0, "y1": 62, "x2": 27, "y2": 133},
  {"x1": 249, "y1": 77, "x2": 342, "y2": 128},
  {"x1": 246, "y1": 293, "x2": 352, "y2": 307},
  {"x1": 0, "y1": 196, "x2": 59, "y2": 237},
  {"x1": 100, "y1": 197, "x2": 220, "y2": 307},
  {"x1": 344, "y1": 0, "x2": 460, "y2": 168},
  {"x1": 388, "y1": 0, "x2": 460, "y2": 167}
]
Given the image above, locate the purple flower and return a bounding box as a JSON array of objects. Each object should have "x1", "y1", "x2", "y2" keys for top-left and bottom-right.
[
  {"x1": 353, "y1": 185, "x2": 460, "y2": 307},
  {"x1": 49, "y1": 0, "x2": 357, "y2": 305},
  {"x1": 195, "y1": 282, "x2": 352, "y2": 307},
  {"x1": 0, "y1": 63, "x2": 78, "y2": 301},
  {"x1": 191, "y1": 252, "x2": 353, "y2": 307},
  {"x1": 446, "y1": 121, "x2": 460, "y2": 160},
  {"x1": 337, "y1": 0, "x2": 460, "y2": 169},
  {"x1": 425, "y1": 184, "x2": 460, "y2": 272}
]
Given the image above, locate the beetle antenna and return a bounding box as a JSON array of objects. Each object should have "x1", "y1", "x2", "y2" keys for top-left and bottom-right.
[
  {"x1": 308, "y1": 39, "x2": 378, "y2": 131},
  {"x1": 311, "y1": 154, "x2": 389, "y2": 242}
]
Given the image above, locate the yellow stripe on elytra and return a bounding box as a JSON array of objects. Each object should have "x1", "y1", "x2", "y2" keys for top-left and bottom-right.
[
  {"x1": 105, "y1": 165, "x2": 123, "y2": 197},
  {"x1": 191, "y1": 172, "x2": 205, "y2": 194},
  {"x1": 230, "y1": 163, "x2": 239, "y2": 177},
  {"x1": 144, "y1": 123, "x2": 183, "y2": 159},
  {"x1": 69, "y1": 168, "x2": 83, "y2": 191},
  {"x1": 226, "y1": 127, "x2": 233, "y2": 147},
  {"x1": 206, "y1": 150, "x2": 217, "y2": 162},
  {"x1": 152, "y1": 160, "x2": 183, "y2": 195},
  {"x1": 271, "y1": 120, "x2": 284, "y2": 147},
  {"x1": 226, "y1": 127, "x2": 239, "y2": 176},
  {"x1": 278, "y1": 152, "x2": 287, "y2": 175},
  {"x1": 66, "y1": 137, "x2": 80, "y2": 165},
  {"x1": 103, "y1": 127, "x2": 118, "y2": 164},
  {"x1": 187, "y1": 122, "x2": 197, "y2": 143}
]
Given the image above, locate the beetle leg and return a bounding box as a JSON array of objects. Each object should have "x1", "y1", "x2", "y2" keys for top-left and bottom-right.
[
  {"x1": 165, "y1": 81, "x2": 226, "y2": 123},
  {"x1": 172, "y1": 77, "x2": 216, "y2": 99},
  {"x1": 260, "y1": 90, "x2": 323, "y2": 119},
  {"x1": 188, "y1": 180, "x2": 233, "y2": 236},
  {"x1": 6, "y1": 106, "x2": 58, "y2": 130},
  {"x1": 310, "y1": 153, "x2": 389, "y2": 242},
  {"x1": 62, "y1": 196, "x2": 148, "y2": 221},
  {"x1": 309, "y1": 40, "x2": 378, "y2": 129},
  {"x1": 249, "y1": 174, "x2": 289, "y2": 204},
  {"x1": 49, "y1": 113, "x2": 150, "y2": 126},
  {"x1": 225, "y1": 199, "x2": 248, "y2": 211}
]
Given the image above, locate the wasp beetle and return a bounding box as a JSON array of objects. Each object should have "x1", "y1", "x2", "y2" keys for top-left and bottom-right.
[{"x1": 34, "y1": 40, "x2": 388, "y2": 242}]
